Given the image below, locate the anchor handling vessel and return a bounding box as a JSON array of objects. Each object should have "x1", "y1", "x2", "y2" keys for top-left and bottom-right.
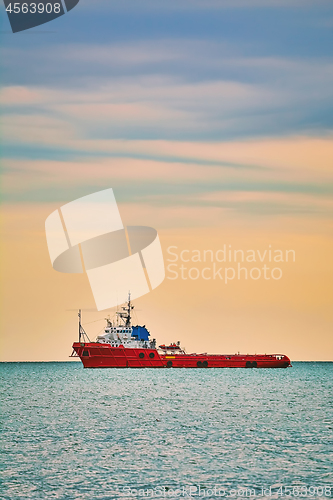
[{"x1": 71, "y1": 294, "x2": 291, "y2": 369}]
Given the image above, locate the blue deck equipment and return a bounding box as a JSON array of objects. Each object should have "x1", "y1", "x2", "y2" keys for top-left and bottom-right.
[{"x1": 132, "y1": 326, "x2": 150, "y2": 341}]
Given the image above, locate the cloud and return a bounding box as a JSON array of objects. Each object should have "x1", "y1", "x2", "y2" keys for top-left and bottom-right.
[
  {"x1": 2, "y1": 135, "x2": 333, "y2": 221},
  {"x1": 2, "y1": 31, "x2": 332, "y2": 216},
  {"x1": 193, "y1": 190, "x2": 333, "y2": 215},
  {"x1": 0, "y1": 86, "x2": 41, "y2": 105},
  {"x1": 2, "y1": 45, "x2": 333, "y2": 142},
  {"x1": 2, "y1": 106, "x2": 333, "y2": 179}
]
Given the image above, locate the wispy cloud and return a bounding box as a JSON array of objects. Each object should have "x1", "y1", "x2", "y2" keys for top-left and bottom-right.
[
  {"x1": 2, "y1": 135, "x2": 333, "y2": 221},
  {"x1": 2, "y1": 42, "x2": 333, "y2": 143},
  {"x1": 2, "y1": 4, "x2": 332, "y2": 218}
]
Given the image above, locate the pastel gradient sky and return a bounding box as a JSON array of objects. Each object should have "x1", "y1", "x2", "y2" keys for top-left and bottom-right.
[{"x1": 1, "y1": 0, "x2": 332, "y2": 361}]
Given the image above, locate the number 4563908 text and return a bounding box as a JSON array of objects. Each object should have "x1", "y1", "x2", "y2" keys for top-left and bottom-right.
[{"x1": 6, "y1": 3, "x2": 61, "y2": 14}]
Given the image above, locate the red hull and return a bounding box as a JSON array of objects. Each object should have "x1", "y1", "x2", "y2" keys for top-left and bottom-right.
[{"x1": 72, "y1": 343, "x2": 291, "y2": 369}]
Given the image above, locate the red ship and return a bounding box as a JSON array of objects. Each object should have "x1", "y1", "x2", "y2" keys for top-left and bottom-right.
[{"x1": 71, "y1": 294, "x2": 291, "y2": 369}]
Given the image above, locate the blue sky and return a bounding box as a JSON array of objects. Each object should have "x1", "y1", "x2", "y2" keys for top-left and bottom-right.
[{"x1": 1, "y1": 0, "x2": 333, "y2": 208}]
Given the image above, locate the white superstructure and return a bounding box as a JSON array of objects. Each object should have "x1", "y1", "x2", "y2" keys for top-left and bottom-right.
[{"x1": 94, "y1": 293, "x2": 156, "y2": 349}]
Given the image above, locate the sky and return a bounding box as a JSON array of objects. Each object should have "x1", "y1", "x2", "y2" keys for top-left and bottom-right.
[{"x1": 1, "y1": 0, "x2": 332, "y2": 361}]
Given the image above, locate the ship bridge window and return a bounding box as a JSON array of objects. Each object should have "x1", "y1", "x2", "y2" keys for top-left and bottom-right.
[{"x1": 82, "y1": 350, "x2": 89, "y2": 357}]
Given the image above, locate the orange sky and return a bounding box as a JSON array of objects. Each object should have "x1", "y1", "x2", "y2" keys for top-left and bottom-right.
[{"x1": 1, "y1": 193, "x2": 332, "y2": 362}]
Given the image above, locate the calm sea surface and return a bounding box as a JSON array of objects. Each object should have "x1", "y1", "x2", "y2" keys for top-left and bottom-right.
[{"x1": 1, "y1": 362, "x2": 332, "y2": 500}]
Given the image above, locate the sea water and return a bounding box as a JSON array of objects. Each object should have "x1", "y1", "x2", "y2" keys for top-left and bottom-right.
[{"x1": 1, "y1": 362, "x2": 332, "y2": 500}]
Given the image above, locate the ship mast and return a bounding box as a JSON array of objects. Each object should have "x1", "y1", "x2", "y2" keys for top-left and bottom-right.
[
  {"x1": 78, "y1": 309, "x2": 91, "y2": 343},
  {"x1": 127, "y1": 292, "x2": 132, "y2": 326},
  {"x1": 78, "y1": 309, "x2": 82, "y2": 341},
  {"x1": 117, "y1": 291, "x2": 133, "y2": 326}
]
